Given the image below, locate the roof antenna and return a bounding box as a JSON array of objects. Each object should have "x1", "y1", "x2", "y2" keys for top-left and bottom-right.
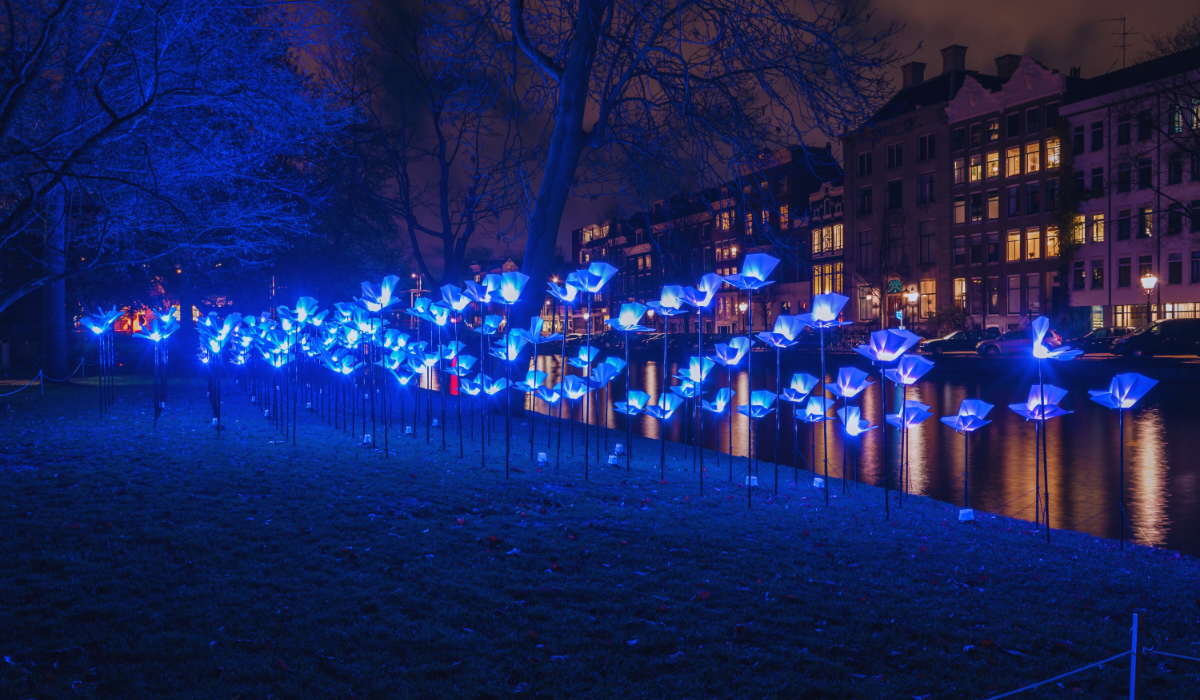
[{"x1": 1101, "y1": 17, "x2": 1141, "y2": 70}]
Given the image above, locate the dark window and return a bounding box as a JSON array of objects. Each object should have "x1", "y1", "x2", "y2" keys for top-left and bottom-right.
[
  {"x1": 1137, "y1": 109, "x2": 1152, "y2": 141},
  {"x1": 1117, "y1": 163, "x2": 1131, "y2": 193},
  {"x1": 1138, "y1": 207, "x2": 1152, "y2": 238},
  {"x1": 857, "y1": 152, "x2": 872, "y2": 176},
  {"x1": 918, "y1": 134, "x2": 936, "y2": 161},
  {"x1": 1073, "y1": 261, "x2": 1086, "y2": 290},
  {"x1": 1091, "y1": 167, "x2": 1104, "y2": 193},
  {"x1": 969, "y1": 124, "x2": 982, "y2": 149},
  {"x1": 1169, "y1": 203, "x2": 1184, "y2": 235},
  {"x1": 987, "y1": 232, "x2": 1000, "y2": 263},
  {"x1": 1092, "y1": 121, "x2": 1105, "y2": 151},
  {"x1": 887, "y1": 144, "x2": 903, "y2": 169},
  {"x1": 1026, "y1": 107, "x2": 1041, "y2": 134},
  {"x1": 1192, "y1": 155, "x2": 1200, "y2": 182},
  {"x1": 918, "y1": 172, "x2": 935, "y2": 204},
  {"x1": 1138, "y1": 255, "x2": 1153, "y2": 280},
  {"x1": 986, "y1": 119, "x2": 999, "y2": 142},
  {"x1": 1193, "y1": 200, "x2": 1200, "y2": 233},
  {"x1": 1046, "y1": 178, "x2": 1058, "y2": 212},
  {"x1": 1169, "y1": 152, "x2": 1184, "y2": 184},
  {"x1": 954, "y1": 236, "x2": 966, "y2": 266},
  {"x1": 1072, "y1": 126, "x2": 1085, "y2": 154},
  {"x1": 1138, "y1": 159, "x2": 1152, "y2": 189},
  {"x1": 919, "y1": 226, "x2": 936, "y2": 265},
  {"x1": 1073, "y1": 170, "x2": 1085, "y2": 194},
  {"x1": 1118, "y1": 257, "x2": 1131, "y2": 288},
  {"x1": 858, "y1": 231, "x2": 872, "y2": 270},
  {"x1": 1169, "y1": 252, "x2": 1183, "y2": 285},
  {"x1": 1006, "y1": 113, "x2": 1021, "y2": 139},
  {"x1": 1046, "y1": 103, "x2": 1059, "y2": 128},
  {"x1": 857, "y1": 186, "x2": 872, "y2": 214},
  {"x1": 1006, "y1": 185, "x2": 1020, "y2": 217},
  {"x1": 970, "y1": 234, "x2": 983, "y2": 265},
  {"x1": 970, "y1": 192, "x2": 982, "y2": 222},
  {"x1": 952, "y1": 128, "x2": 965, "y2": 151},
  {"x1": 1118, "y1": 210, "x2": 1131, "y2": 240},
  {"x1": 1092, "y1": 260, "x2": 1105, "y2": 289},
  {"x1": 886, "y1": 180, "x2": 903, "y2": 210},
  {"x1": 1026, "y1": 182, "x2": 1040, "y2": 214},
  {"x1": 1117, "y1": 118, "x2": 1130, "y2": 145},
  {"x1": 1192, "y1": 251, "x2": 1200, "y2": 284}
]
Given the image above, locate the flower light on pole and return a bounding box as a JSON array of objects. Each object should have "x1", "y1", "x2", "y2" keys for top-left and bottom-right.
[
  {"x1": 680, "y1": 273, "x2": 724, "y2": 481},
  {"x1": 1009, "y1": 382, "x2": 1073, "y2": 543},
  {"x1": 883, "y1": 354, "x2": 935, "y2": 506},
  {"x1": 1089, "y1": 373, "x2": 1158, "y2": 548},
  {"x1": 1029, "y1": 315, "x2": 1081, "y2": 541},
  {"x1": 835, "y1": 405, "x2": 876, "y2": 488},
  {"x1": 607, "y1": 303, "x2": 653, "y2": 472},
  {"x1": 940, "y1": 399, "x2": 994, "y2": 522},
  {"x1": 757, "y1": 314, "x2": 805, "y2": 489},
  {"x1": 710, "y1": 336, "x2": 750, "y2": 483},
  {"x1": 736, "y1": 390, "x2": 777, "y2": 506},
  {"x1": 854, "y1": 329, "x2": 922, "y2": 519},
  {"x1": 798, "y1": 291, "x2": 852, "y2": 505},
  {"x1": 643, "y1": 392, "x2": 684, "y2": 480}
]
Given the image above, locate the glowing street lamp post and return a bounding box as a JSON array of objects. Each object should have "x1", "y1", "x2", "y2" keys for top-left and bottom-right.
[{"x1": 1141, "y1": 272, "x2": 1158, "y2": 326}]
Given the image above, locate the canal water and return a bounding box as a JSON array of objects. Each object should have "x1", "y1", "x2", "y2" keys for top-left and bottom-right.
[{"x1": 455, "y1": 347, "x2": 1200, "y2": 556}]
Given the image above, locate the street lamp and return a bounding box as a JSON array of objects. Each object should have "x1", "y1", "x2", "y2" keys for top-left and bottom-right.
[
  {"x1": 738, "y1": 300, "x2": 748, "y2": 332},
  {"x1": 902, "y1": 288, "x2": 919, "y2": 330},
  {"x1": 1140, "y1": 272, "x2": 1158, "y2": 326}
]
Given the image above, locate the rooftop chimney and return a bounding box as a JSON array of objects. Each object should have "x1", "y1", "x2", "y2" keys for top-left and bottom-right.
[
  {"x1": 994, "y1": 54, "x2": 1022, "y2": 80},
  {"x1": 941, "y1": 45, "x2": 968, "y2": 75},
  {"x1": 901, "y1": 61, "x2": 927, "y2": 88}
]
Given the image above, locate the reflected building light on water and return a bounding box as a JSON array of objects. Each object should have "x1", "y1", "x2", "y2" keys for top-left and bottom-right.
[{"x1": 1133, "y1": 406, "x2": 1168, "y2": 544}]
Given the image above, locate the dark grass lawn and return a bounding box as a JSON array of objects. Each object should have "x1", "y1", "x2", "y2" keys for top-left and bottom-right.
[{"x1": 1, "y1": 376, "x2": 1198, "y2": 700}]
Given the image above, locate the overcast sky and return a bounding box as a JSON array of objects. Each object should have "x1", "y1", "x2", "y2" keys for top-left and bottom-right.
[{"x1": 528, "y1": 0, "x2": 1200, "y2": 260}]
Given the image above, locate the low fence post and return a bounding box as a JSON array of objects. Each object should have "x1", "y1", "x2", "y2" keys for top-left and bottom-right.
[{"x1": 1130, "y1": 613, "x2": 1143, "y2": 700}]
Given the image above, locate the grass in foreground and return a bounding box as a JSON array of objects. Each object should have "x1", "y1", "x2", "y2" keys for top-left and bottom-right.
[{"x1": 1, "y1": 376, "x2": 1198, "y2": 700}]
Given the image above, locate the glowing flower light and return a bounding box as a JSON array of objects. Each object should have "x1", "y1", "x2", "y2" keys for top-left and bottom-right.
[
  {"x1": 568, "y1": 346, "x2": 600, "y2": 369},
  {"x1": 644, "y1": 393, "x2": 684, "y2": 420},
  {"x1": 606, "y1": 302, "x2": 652, "y2": 332},
  {"x1": 1089, "y1": 373, "x2": 1158, "y2": 410},
  {"x1": 836, "y1": 406, "x2": 876, "y2": 436},
  {"x1": 680, "y1": 273, "x2": 724, "y2": 309},
  {"x1": 827, "y1": 367, "x2": 874, "y2": 399},
  {"x1": 614, "y1": 390, "x2": 651, "y2": 416},
  {"x1": 711, "y1": 337, "x2": 751, "y2": 367},
  {"x1": 677, "y1": 356, "x2": 715, "y2": 383},
  {"x1": 490, "y1": 331, "x2": 529, "y2": 362},
  {"x1": 702, "y1": 388, "x2": 733, "y2": 414},
  {"x1": 799, "y1": 292, "x2": 851, "y2": 328},
  {"x1": 883, "y1": 355, "x2": 935, "y2": 385},
  {"x1": 1032, "y1": 316, "x2": 1082, "y2": 360},
  {"x1": 1009, "y1": 385, "x2": 1072, "y2": 422},
  {"x1": 854, "y1": 329, "x2": 922, "y2": 364},
  {"x1": 360, "y1": 275, "x2": 400, "y2": 312},
  {"x1": 940, "y1": 399, "x2": 994, "y2": 432},
  {"x1": 886, "y1": 400, "x2": 934, "y2": 429},
  {"x1": 736, "y1": 390, "x2": 777, "y2": 418},
  {"x1": 498, "y1": 271, "x2": 530, "y2": 304},
  {"x1": 780, "y1": 373, "x2": 819, "y2": 404},
  {"x1": 723, "y1": 253, "x2": 779, "y2": 290},
  {"x1": 440, "y1": 284, "x2": 471, "y2": 312}
]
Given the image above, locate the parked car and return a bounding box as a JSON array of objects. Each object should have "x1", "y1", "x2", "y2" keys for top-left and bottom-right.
[
  {"x1": 920, "y1": 328, "x2": 1000, "y2": 354},
  {"x1": 975, "y1": 327, "x2": 1062, "y2": 356},
  {"x1": 1111, "y1": 318, "x2": 1200, "y2": 358},
  {"x1": 1064, "y1": 326, "x2": 1133, "y2": 355}
]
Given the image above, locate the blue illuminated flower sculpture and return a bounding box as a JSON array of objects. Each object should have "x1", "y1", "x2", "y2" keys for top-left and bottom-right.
[
  {"x1": 854, "y1": 328, "x2": 922, "y2": 518},
  {"x1": 799, "y1": 291, "x2": 852, "y2": 505},
  {"x1": 736, "y1": 390, "x2": 777, "y2": 505},
  {"x1": 710, "y1": 335, "x2": 750, "y2": 482},
  {"x1": 1010, "y1": 383, "x2": 1072, "y2": 541},
  {"x1": 134, "y1": 314, "x2": 179, "y2": 426},
  {"x1": 83, "y1": 306, "x2": 121, "y2": 416},
  {"x1": 1090, "y1": 373, "x2": 1158, "y2": 548},
  {"x1": 941, "y1": 399, "x2": 994, "y2": 521},
  {"x1": 882, "y1": 354, "x2": 935, "y2": 505},
  {"x1": 836, "y1": 405, "x2": 876, "y2": 488},
  {"x1": 827, "y1": 367, "x2": 873, "y2": 400},
  {"x1": 546, "y1": 277, "x2": 583, "y2": 467},
  {"x1": 359, "y1": 275, "x2": 401, "y2": 312},
  {"x1": 570, "y1": 262, "x2": 618, "y2": 477},
  {"x1": 757, "y1": 314, "x2": 807, "y2": 482}
]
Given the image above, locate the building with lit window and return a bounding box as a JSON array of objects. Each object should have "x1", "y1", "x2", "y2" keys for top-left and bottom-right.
[
  {"x1": 1061, "y1": 46, "x2": 1200, "y2": 330},
  {"x1": 945, "y1": 54, "x2": 1076, "y2": 331}
]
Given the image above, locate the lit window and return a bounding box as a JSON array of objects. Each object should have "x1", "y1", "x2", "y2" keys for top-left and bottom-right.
[
  {"x1": 969, "y1": 154, "x2": 982, "y2": 182},
  {"x1": 954, "y1": 159, "x2": 965, "y2": 185},
  {"x1": 1007, "y1": 230, "x2": 1021, "y2": 261},
  {"x1": 1006, "y1": 147, "x2": 1020, "y2": 177},
  {"x1": 1026, "y1": 227, "x2": 1041, "y2": 259},
  {"x1": 986, "y1": 151, "x2": 999, "y2": 178},
  {"x1": 1091, "y1": 213, "x2": 1105, "y2": 243},
  {"x1": 1046, "y1": 138, "x2": 1060, "y2": 168},
  {"x1": 1025, "y1": 143, "x2": 1040, "y2": 173}
]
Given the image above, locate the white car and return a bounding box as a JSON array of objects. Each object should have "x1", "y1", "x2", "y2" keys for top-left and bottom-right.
[{"x1": 975, "y1": 327, "x2": 1063, "y2": 356}]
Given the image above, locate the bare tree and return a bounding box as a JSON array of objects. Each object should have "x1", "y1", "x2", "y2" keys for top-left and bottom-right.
[
  {"x1": 0, "y1": 0, "x2": 354, "y2": 373},
  {"x1": 325, "y1": 1, "x2": 533, "y2": 287},
  {"x1": 424, "y1": 0, "x2": 902, "y2": 325}
]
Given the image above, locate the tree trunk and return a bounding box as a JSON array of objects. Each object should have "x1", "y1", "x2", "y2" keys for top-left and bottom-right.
[
  {"x1": 42, "y1": 183, "x2": 68, "y2": 379},
  {"x1": 515, "y1": 0, "x2": 607, "y2": 329}
]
